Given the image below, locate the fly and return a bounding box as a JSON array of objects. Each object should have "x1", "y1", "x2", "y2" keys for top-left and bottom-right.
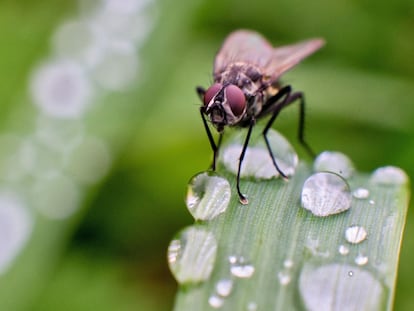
[{"x1": 196, "y1": 30, "x2": 325, "y2": 204}]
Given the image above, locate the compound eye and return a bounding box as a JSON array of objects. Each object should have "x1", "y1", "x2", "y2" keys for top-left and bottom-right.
[
  {"x1": 203, "y1": 83, "x2": 222, "y2": 106},
  {"x1": 225, "y1": 85, "x2": 246, "y2": 117}
]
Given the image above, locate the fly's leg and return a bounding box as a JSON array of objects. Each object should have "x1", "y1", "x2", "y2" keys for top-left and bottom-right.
[
  {"x1": 262, "y1": 85, "x2": 315, "y2": 178},
  {"x1": 237, "y1": 118, "x2": 256, "y2": 205},
  {"x1": 197, "y1": 86, "x2": 222, "y2": 170}
]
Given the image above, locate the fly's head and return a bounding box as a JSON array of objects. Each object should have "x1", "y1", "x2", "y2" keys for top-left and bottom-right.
[{"x1": 202, "y1": 83, "x2": 246, "y2": 132}]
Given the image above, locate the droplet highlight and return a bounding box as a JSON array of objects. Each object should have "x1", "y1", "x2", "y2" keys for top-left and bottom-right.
[
  {"x1": 299, "y1": 264, "x2": 383, "y2": 311},
  {"x1": 313, "y1": 151, "x2": 354, "y2": 178},
  {"x1": 186, "y1": 172, "x2": 231, "y2": 221},
  {"x1": 167, "y1": 227, "x2": 217, "y2": 284},
  {"x1": 345, "y1": 225, "x2": 367, "y2": 244},
  {"x1": 301, "y1": 172, "x2": 352, "y2": 217},
  {"x1": 220, "y1": 129, "x2": 298, "y2": 179},
  {"x1": 370, "y1": 166, "x2": 408, "y2": 185}
]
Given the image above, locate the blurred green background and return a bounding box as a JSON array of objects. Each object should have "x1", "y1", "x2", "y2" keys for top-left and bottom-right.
[{"x1": 0, "y1": 0, "x2": 413, "y2": 310}]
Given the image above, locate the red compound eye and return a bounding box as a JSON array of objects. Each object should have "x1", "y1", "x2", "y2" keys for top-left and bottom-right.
[
  {"x1": 225, "y1": 85, "x2": 246, "y2": 117},
  {"x1": 203, "y1": 83, "x2": 222, "y2": 106}
]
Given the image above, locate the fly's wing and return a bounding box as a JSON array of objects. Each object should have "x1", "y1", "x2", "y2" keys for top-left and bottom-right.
[
  {"x1": 267, "y1": 38, "x2": 325, "y2": 81},
  {"x1": 214, "y1": 30, "x2": 275, "y2": 77},
  {"x1": 214, "y1": 30, "x2": 325, "y2": 82}
]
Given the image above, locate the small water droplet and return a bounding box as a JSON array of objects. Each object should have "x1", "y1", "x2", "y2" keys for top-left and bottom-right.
[
  {"x1": 352, "y1": 187, "x2": 370, "y2": 199},
  {"x1": 230, "y1": 259, "x2": 255, "y2": 278},
  {"x1": 301, "y1": 172, "x2": 352, "y2": 217},
  {"x1": 355, "y1": 254, "x2": 369, "y2": 266},
  {"x1": 278, "y1": 271, "x2": 291, "y2": 285},
  {"x1": 167, "y1": 227, "x2": 217, "y2": 284},
  {"x1": 369, "y1": 199, "x2": 375, "y2": 205},
  {"x1": 370, "y1": 166, "x2": 408, "y2": 185},
  {"x1": 228, "y1": 255, "x2": 237, "y2": 264},
  {"x1": 338, "y1": 244, "x2": 349, "y2": 255},
  {"x1": 313, "y1": 151, "x2": 354, "y2": 178},
  {"x1": 208, "y1": 295, "x2": 224, "y2": 308},
  {"x1": 283, "y1": 259, "x2": 294, "y2": 269},
  {"x1": 215, "y1": 279, "x2": 233, "y2": 297},
  {"x1": 246, "y1": 301, "x2": 258, "y2": 311},
  {"x1": 345, "y1": 225, "x2": 367, "y2": 244},
  {"x1": 186, "y1": 172, "x2": 231, "y2": 221},
  {"x1": 299, "y1": 264, "x2": 383, "y2": 311},
  {"x1": 219, "y1": 129, "x2": 298, "y2": 179}
]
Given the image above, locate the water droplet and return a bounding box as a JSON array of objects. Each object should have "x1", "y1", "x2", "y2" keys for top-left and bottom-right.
[
  {"x1": 219, "y1": 129, "x2": 298, "y2": 179},
  {"x1": 345, "y1": 225, "x2": 367, "y2": 244},
  {"x1": 369, "y1": 199, "x2": 375, "y2": 205},
  {"x1": 355, "y1": 254, "x2": 369, "y2": 266},
  {"x1": 301, "y1": 172, "x2": 352, "y2": 217},
  {"x1": 246, "y1": 301, "x2": 258, "y2": 311},
  {"x1": 313, "y1": 151, "x2": 354, "y2": 178},
  {"x1": 167, "y1": 227, "x2": 217, "y2": 284},
  {"x1": 216, "y1": 279, "x2": 233, "y2": 297},
  {"x1": 52, "y1": 20, "x2": 105, "y2": 68},
  {"x1": 186, "y1": 172, "x2": 231, "y2": 221},
  {"x1": 65, "y1": 136, "x2": 111, "y2": 185},
  {"x1": 283, "y1": 259, "x2": 294, "y2": 268},
  {"x1": 299, "y1": 264, "x2": 383, "y2": 311},
  {"x1": 0, "y1": 191, "x2": 33, "y2": 275},
  {"x1": 30, "y1": 60, "x2": 92, "y2": 119},
  {"x1": 230, "y1": 257, "x2": 255, "y2": 278},
  {"x1": 228, "y1": 255, "x2": 237, "y2": 264},
  {"x1": 35, "y1": 114, "x2": 84, "y2": 154},
  {"x1": 305, "y1": 237, "x2": 330, "y2": 257},
  {"x1": 208, "y1": 295, "x2": 224, "y2": 308},
  {"x1": 370, "y1": 166, "x2": 408, "y2": 185},
  {"x1": 352, "y1": 187, "x2": 370, "y2": 199},
  {"x1": 31, "y1": 173, "x2": 80, "y2": 219},
  {"x1": 91, "y1": 42, "x2": 138, "y2": 91},
  {"x1": 278, "y1": 271, "x2": 291, "y2": 285},
  {"x1": 338, "y1": 245, "x2": 349, "y2": 255}
]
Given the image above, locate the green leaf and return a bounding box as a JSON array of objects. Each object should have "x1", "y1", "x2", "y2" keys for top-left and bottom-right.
[{"x1": 170, "y1": 130, "x2": 410, "y2": 311}]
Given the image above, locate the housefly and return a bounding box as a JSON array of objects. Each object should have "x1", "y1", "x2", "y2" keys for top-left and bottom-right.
[{"x1": 196, "y1": 30, "x2": 325, "y2": 204}]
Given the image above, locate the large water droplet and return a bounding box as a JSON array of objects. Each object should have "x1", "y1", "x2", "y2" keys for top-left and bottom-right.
[
  {"x1": 186, "y1": 172, "x2": 231, "y2": 221},
  {"x1": 313, "y1": 151, "x2": 354, "y2": 178},
  {"x1": 370, "y1": 166, "x2": 408, "y2": 185},
  {"x1": 345, "y1": 225, "x2": 367, "y2": 244},
  {"x1": 30, "y1": 60, "x2": 91, "y2": 119},
  {"x1": 167, "y1": 227, "x2": 217, "y2": 284},
  {"x1": 219, "y1": 129, "x2": 298, "y2": 179},
  {"x1": 299, "y1": 263, "x2": 383, "y2": 311},
  {"x1": 301, "y1": 172, "x2": 352, "y2": 217}
]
